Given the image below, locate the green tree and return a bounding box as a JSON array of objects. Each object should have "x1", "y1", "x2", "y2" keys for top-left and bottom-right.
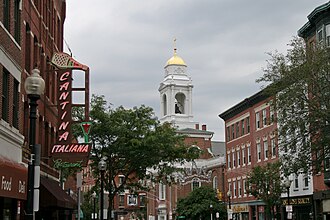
[
  {"x1": 246, "y1": 161, "x2": 283, "y2": 220},
  {"x1": 176, "y1": 186, "x2": 227, "y2": 220},
  {"x1": 80, "y1": 190, "x2": 97, "y2": 220},
  {"x1": 87, "y1": 95, "x2": 200, "y2": 220},
  {"x1": 257, "y1": 37, "x2": 330, "y2": 175}
]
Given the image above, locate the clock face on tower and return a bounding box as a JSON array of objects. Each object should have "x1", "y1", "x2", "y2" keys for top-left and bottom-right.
[{"x1": 175, "y1": 67, "x2": 184, "y2": 74}]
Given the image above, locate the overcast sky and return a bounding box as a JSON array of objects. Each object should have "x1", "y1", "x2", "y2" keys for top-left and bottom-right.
[{"x1": 64, "y1": 0, "x2": 326, "y2": 141}]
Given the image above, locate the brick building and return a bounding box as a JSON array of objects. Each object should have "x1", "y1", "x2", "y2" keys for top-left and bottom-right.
[
  {"x1": 1, "y1": 0, "x2": 77, "y2": 219},
  {"x1": 298, "y1": 2, "x2": 330, "y2": 219},
  {"x1": 219, "y1": 91, "x2": 279, "y2": 220}
]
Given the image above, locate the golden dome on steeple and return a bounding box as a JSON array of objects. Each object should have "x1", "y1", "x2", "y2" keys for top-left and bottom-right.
[{"x1": 165, "y1": 38, "x2": 186, "y2": 66}]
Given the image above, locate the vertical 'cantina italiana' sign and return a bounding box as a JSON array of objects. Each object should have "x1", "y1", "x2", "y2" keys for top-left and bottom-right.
[{"x1": 50, "y1": 53, "x2": 91, "y2": 165}]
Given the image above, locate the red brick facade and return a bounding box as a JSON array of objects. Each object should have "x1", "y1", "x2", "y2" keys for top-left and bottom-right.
[{"x1": 220, "y1": 91, "x2": 278, "y2": 220}]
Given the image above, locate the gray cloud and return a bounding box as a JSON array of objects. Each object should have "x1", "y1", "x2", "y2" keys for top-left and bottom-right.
[{"x1": 65, "y1": 0, "x2": 326, "y2": 141}]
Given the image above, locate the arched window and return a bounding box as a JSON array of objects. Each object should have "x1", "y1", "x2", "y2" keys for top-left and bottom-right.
[
  {"x1": 162, "y1": 94, "x2": 167, "y2": 116},
  {"x1": 213, "y1": 176, "x2": 218, "y2": 189},
  {"x1": 175, "y1": 93, "x2": 185, "y2": 114},
  {"x1": 192, "y1": 178, "x2": 201, "y2": 190}
]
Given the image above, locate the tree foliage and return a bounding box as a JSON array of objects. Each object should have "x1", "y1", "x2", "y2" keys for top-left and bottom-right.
[
  {"x1": 246, "y1": 161, "x2": 283, "y2": 220},
  {"x1": 257, "y1": 37, "x2": 330, "y2": 175},
  {"x1": 176, "y1": 186, "x2": 227, "y2": 220},
  {"x1": 85, "y1": 95, "x2": 200, "y2": 219}
]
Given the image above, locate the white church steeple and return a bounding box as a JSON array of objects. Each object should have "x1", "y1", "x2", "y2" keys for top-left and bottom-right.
[{"x1": 159, "y1": 40, "x2": 197, "y2": 129}]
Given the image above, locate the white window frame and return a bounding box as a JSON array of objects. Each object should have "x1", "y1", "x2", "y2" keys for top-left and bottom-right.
[
  {"x1": 247, "y1": 144, "x2": 251, "y2": 164},
  {"x1": 238, "y1": 180, "x2": 241, "y2": 197},
  {"x1": 213, "y1": 176, "x2": 218, "y2": 190},
  {"x1": 237, "y1": 149, "x2": 241, "y2": 167},
  {"x1": 233, "y1": 180, "x2": 237, "y2": 198},
  {"x1": 227, "y1": 152, "x2": 231, "y2": 169},
  {"x1": 256, "y1": 112, "x2": 260, "y2": 129},
  {"x1": 262, "y1": 109, "x2": 267, "y2": 126},
  {"x1": 264, "y1": 139, "x2": 268, "y2": 161},
  {"x1": 243, "y1": 179, "x2": 247, "y2": 197},
  {"x1": 242, "y1": 146, "x2": 246, "y2": 166},
  {"x1": 257, "y1": 142, "x2": 261, "y2": 162},
  {"x1": 233, "y1": 151, "x2": 236, "y2": 168},
  {"x1": 271, "y1": 138, "x2": 276, "y2": 158}
]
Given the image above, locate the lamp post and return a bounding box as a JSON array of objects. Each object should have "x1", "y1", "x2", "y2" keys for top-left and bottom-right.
[
  {"x1": 25, "y1": 68, "x2": 45, "y2": 220},
  {"x1": 227, "y1": 191, "x2": 232, "y2": 220},
  {"x1": 210, "y1": 204, "x2": 213, "y2": 220},
  {"x1": 284, "y1": 178, "x2": 292, "y2": 220},
  {"x1": 98, "y1": 158, "x2": 107, "y2": 220},
  {"x1": 92, "y1": 192, "x2": 97, "y2": 220}
]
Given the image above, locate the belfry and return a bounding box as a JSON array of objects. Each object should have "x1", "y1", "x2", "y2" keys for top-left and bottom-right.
[{"x1": 158, "y1": 40, "x2": 197, "y2": 129}]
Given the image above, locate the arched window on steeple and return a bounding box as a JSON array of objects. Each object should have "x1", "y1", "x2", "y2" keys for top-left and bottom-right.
[
  {"x1": 162, "y1": 94, "x2": 167, "y2": 116},
  {"x1": 175, "y1": 93, "x2": 185, "y2": 114}
]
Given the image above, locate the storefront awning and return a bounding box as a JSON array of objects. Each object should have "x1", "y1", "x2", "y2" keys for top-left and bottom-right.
[
  {"x1": 40, "y1": 176, "x2": 76, "y2": 210},
  {"x1": 0, "y1": 156, "x2": 27, "y2": 200}
]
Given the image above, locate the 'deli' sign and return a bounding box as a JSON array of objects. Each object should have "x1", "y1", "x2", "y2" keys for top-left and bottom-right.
[{"x1": 50, "y1": 53, "x2": 91, "y2": 166}]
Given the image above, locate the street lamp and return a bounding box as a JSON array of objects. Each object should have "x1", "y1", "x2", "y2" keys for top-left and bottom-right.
[
  {"x1": 98, "y1": 158, "x2": 107, "y2": 220},
  {"x1": 92, "y1": 192, "x2": 97, "y2": 220},
  {"x1": 210, "y1": 204, "x2": 213, "y2": 220},
  {"x1": 227, "y1": 191, "x2": 232, "y2": 220},
  {"x1": 25, "y1": 68, "x2": 45, "y2": 220},
  {"x1": 284, "y1": 178, "x2": 292, "y2": 219}
]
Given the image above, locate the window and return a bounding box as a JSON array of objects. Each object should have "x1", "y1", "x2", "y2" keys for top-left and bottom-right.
[
  {"x1": 243, "y1": 179, "x2": 247, "y2": 196},
  {"x1": 228, "y1": 182, "x2": 232, "y2": 198},
  {"x1": 270, "y1": 107, "x2": 275, "y2": 124},
  {"x1": 237, "y1": 150, "x2": 241, "y2": 167},
  {"x1": 228, "y1": 152, "x2": 231, "y2": 168},
  {"x1": 247, "y1": 117, "x2": 250, "y2": 133},
  {"x1": 264, "y1": 140, "x2": 268, "y2": 160},
  {"x1": 159, "y1": 183, "x2": 166, "y2": 200},
  {"x1": 294, "y1": 175, "x2": 299, "y2": 189},
  {"x1": 2, "y1": 69, "x2": 9, "y2": 122},
  {"x1": 226, "y1": 127, "x2": 230, "y2": 141},
  {"x1": 213, "y1": 176, "x2": 218, "y2": 189},
  {"x1": 326, "y1": 24, "x2": 330, "y2": 47},
  {"x1": 242, "y1": 148, "x2": 246, "y2": 165},
  {"x1": 4, "y1": 0, "x2": 10, "y2": 30},
  {"x1": 257, "y1": 142, "x2": 261, "y2": 161},
  {"x1": 13, "y1": 80, "x2": 19, "y2": 128},
  {"x1": 241, "y1": 119, "x2": 245, "y2": 135},
  {"x1": 192, "y1": 178, "x2": 201, "y2": 190},
  {"x1": 304, "y1": 175, "x2": 309, "y2": 188},
  {"x1": 139, "y1": 194, "x2": 146, "y2": 207},
  {"x1": 247, "y1": 145, "x2": 251, "y2": 164},
  {"x1": 238, "y1": 180, "x2": 241, "y2": 197},
  {"x1": 318, "y1": 28, "x2": 324, "y2": 43},
  {"x1": 128, "y1": 194, "x2": 137, "y2": 206},
  {"x1": 119, "y1": 175, "x2": 125, "y2": 185},
  {"x1": 256, "y1": 112, "x2": 260, "y2": 129},
  {"x1": 233, "y1": 151, "x2": 236, "y2": 168},
  {"x1": 119, "y1": 195, "x2": 125, "y2": 206},
  {"x1": 236, "y1": 122, "x2": 239, "y2": 138},
  {"x1": 14, "y1": 0, "x2": 21, "y2": 43},
  {"x1": 262, "y1": 109, "x2": 267, "y2": 126},
  {"x1": 271, "y1": 138, "x2": 276, "y2": 157},
  {"x1": 231, "y1": 124, "x2": 235, "y2": 140},
  {"x1": 233, "y1": 181, "x2": 237, "y2": 197}
]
